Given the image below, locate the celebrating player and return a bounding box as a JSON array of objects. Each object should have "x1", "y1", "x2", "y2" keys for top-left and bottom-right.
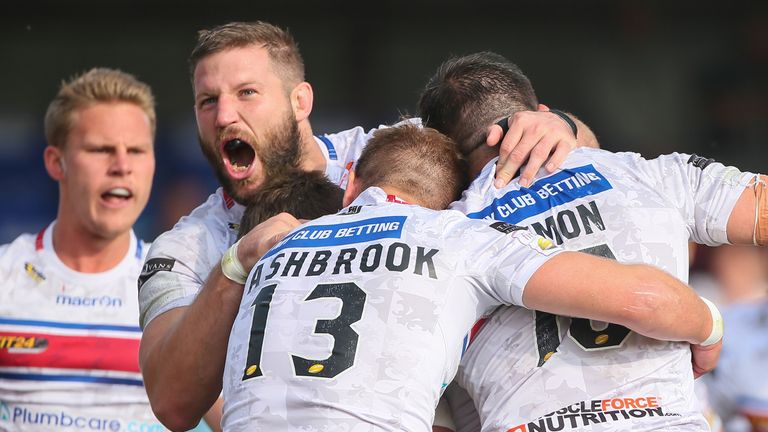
[
  {"x1": 220, "y1": 123, "x2": 720, "y2": 431},
  {"x1": 419, "y1": 51, "x2": 766, "y2": 431},
  {"x1": 137, "y1": 20, "x2": 596, "y2": 430}
]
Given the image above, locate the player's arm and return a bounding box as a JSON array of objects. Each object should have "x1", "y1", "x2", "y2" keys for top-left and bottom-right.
[
  {"x1": 726, "y1": 174, "x2": 767, "y2": 245},
  {"x1": 489, "y1": 105, "x2": 599, "y2": 188},
  {"x1": 139, "y1": 213, "x2": 300, "y2": 431},
  {"x1": 523, "y1": 251, "x2": 719, "y2": 346},
  {"x1": 139, "y1": 271, "x2": 239, "y2": 430}
]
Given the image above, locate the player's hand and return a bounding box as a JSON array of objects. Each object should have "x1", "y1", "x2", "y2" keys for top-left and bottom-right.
[
  {"x1": 691, "y1": 340, "x2": 722, "y2": 379},
  {"x1": 490, "y1": 106, "x2": 577, "y2": 189},
  {"x1": 237, "y1": 212, "x2": 301, "y2": 270}
]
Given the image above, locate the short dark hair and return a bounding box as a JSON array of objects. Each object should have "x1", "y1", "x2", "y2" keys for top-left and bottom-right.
[
  {"x1": 418, "y1": 51, "x2": 537, "y2": 156},
  {"x1": 237, "y1": 169, "x2": 344, "y2": 239},
  {"x1": 354, "y1": 121, "x2": 468, "y2": 210}
]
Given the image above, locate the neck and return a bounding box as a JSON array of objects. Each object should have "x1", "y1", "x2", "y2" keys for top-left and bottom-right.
[
  {"x1": 298, "y1": 120, "x2": 327, "y2": 172},
  {"x1": 467, "y1": 145, "x2": 499, "y2": 179},
  {"x1": 52, "y1": 214, "x2": 131, "y2": 274}
]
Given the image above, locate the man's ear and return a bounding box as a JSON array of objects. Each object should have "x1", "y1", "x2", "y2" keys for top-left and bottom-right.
[
  {"x1": 291, "y1": 82, "x2": 314, "y2": 123},
  {"x1": 43, "y1": 146, "x2": 66, "y2": 181},
  {"x1": 537, "y1": 103, "x2": 550, "y2": 112},
  {"x1": 342, "y1": 171, "x2": 360, "y2": 207}
]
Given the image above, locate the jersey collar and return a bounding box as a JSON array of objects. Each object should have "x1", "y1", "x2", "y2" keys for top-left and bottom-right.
[{"x1": 348, "y1": 187, "x2": 411, "y2": 207}]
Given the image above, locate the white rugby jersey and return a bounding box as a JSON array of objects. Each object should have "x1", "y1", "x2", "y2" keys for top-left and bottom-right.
[
  {"x1": 705, "y1": 299, "x2": 768, "y2": 432},
  {"x1": 448, "y1": 148, "x2": 754, "y2": 432},
  {"x1": 139, "y1": 124, "x2": 398, "y2": 328},
  {"x1": 0, "y1": 222, "x2": 166, "y2": 431},
  {"x1": 221, "y1": 187, "x2": 562, "y2": 431}
]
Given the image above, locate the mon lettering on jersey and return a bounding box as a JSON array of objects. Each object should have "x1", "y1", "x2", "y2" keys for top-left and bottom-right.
[
  {"x1": 247, "y1": 216, "x2": 440, "y2": 290},
  {"x1": 465, "y1": 164, "x2": 612, "y2": 245}
]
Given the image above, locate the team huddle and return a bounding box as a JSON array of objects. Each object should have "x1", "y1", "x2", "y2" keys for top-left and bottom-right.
[{"x1": 1, "y1": 19, "x2": 767, "y2": 432}]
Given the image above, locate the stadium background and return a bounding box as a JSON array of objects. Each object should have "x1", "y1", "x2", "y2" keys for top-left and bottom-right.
[{"x1": 1, "y1": 0, "x2": 766, "y2": 244}]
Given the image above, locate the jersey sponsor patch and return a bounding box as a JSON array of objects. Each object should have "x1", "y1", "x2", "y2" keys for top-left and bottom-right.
[
  {"x1": 467, "y1": 164, "x2": 613, "y2": 224},
  {"x1": 515, "y1": 231, "x2": 559, "y2": 256},
  {"x1": 137, "y1": 258, "x2": 175, "y2": 291},
  {"x1": 339, "y1": 205, "x2": 363, "y2": 215},
  {"x1": 263, "y1": 216, "x2": 406, "y2": 259},
  {"x1": 23, "y1": 263, "x2": 46, "y2": 282},
  {"x1": 687, "y1": 154, "x2": 716, "y2": 170},
  {"x1": 507, "y1": 396, "x2": 678, "y2": 432},
  {"x1": 0, "y1": 334, "x2": 49, "y2": 353},
  {"x1": 489, "y1": 221, "x2": 527, "y2": 234}
]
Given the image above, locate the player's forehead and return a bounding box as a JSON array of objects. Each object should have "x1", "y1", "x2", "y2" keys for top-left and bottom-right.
[
  {"x1": 67, "y1": 102, "x2": 153, "y2": 148},
  {"x1": 193, "y1": 45, "x2": 278, "y2": 94}
]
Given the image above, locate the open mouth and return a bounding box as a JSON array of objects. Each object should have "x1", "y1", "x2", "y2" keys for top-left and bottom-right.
[
  {"x1": 101, "y1": 187, "x2": 133, "y2": 205},
  {"x1": 222, "y1": 138, "x2": 257, "y2": 180}
]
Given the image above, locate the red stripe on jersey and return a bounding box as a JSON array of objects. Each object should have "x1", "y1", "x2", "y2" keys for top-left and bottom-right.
[
  {"x1": 468, "y1": 318, "x2": 488, "y2": 345},
  {"x1": 0, "y1": 332, "x2": 140, "y2": 373},
  {"x1": 339, "y1": 161, "x2": 354, "y2": 187},
  {"x1": 386, "y1": 195, "x2": 409, "y2": 204},
  {"x1": 222, "y1": 191, "x2": 235, "y2": 209},
  {"x1": 35, "y1": 227, "x2": 46, "y2": 251}
]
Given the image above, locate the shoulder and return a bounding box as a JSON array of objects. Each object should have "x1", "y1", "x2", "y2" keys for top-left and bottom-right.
[
  {"x1": 0, "y1": 232, "x2": 38, "y2": 262},
  {"x1": 146, "y1": 188, "x2": 240, "y2": 260},
  {"x1": 0, "y1": 232, "x2": 40, "y2": 281},
  {"x1": 318, "y1": 118, "x2": 423, "y2": 154},
  {"x1": 408, "y1": 207, "x2": 495, "y2": 239},
  {"x1": 316, "y1": 125, "x2": 371, "y2": 159}
]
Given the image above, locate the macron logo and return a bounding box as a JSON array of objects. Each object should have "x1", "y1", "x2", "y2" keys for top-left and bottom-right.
[{"x1": 56, "y1": 294, "x2": 123, "y2": 308}]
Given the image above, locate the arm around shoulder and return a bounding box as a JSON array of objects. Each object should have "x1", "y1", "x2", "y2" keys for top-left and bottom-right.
[{"x1": 523, "y1": 251, "x2": 714, "y2": 345}]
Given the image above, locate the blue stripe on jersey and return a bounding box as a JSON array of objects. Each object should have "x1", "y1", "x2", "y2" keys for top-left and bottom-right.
[
  {"x1": 461, "y1": 333, "x2": 469, "y2": 358},
  {"x1": 0, "y1": 372, "x2": 144, "y2": 386},
  {"x1": 316, "y1": 135, "x2": 338, "y2": 160},
  {"x1": 264, "y1": 216, "x2": 406, "y2": 259},
  {"x1": 0, "y1": 318, "x2": 141, "y2": 333},
  {"x1": 135, "y1": 240, "x2": 143, "y2": 259},
  {"x1": 466, "y1": 164, "x2": 613, "y2": 223}
]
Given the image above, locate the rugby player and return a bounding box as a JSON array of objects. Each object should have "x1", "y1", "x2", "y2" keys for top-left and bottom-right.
[{"x1": 419, "y1": 51, "x2": 766, "y2": 431}]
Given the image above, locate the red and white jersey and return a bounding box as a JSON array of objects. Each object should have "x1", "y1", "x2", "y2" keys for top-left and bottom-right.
[
  {"x1": 222, "y1": 187, "x2": 562, "y2": 431},
  {"x1": 138, "y1": 125, "x2": 392, "y2": 328},
  {"x1": 0, "y1": 222, "x2": 165, "y2": 431},
  {"x1": 448, "y1": 149, "x2": 753, "y2": 431},
  {"x1": 705, "y1": 299, "x2": 768, "y2": 432}
]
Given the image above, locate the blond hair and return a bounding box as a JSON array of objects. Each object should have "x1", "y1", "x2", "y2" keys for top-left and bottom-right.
[
  {"x1": 44, "y1": 67, "x2": 156, "y2": 148},
  {"x1": 355, "y1": 122, "x2": 469, "y2": 210}
]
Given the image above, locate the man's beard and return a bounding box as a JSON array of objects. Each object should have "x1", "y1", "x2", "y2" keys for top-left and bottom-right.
[{"x1": 199, "y1": 110, "x2": 303, "y2": 204}]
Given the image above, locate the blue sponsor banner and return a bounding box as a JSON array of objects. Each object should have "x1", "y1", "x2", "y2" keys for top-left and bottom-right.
[
  {"x1": 466, "y1": 164, "x2": 613, "y2": 224},
  {"x1": 263, "y1": 216, "x2": 406, "y2": 259}
]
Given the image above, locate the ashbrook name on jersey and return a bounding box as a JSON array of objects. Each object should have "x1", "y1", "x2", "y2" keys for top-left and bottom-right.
[{"x1": 247, "y1": 216, "x2": 439, "y2": 290}]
